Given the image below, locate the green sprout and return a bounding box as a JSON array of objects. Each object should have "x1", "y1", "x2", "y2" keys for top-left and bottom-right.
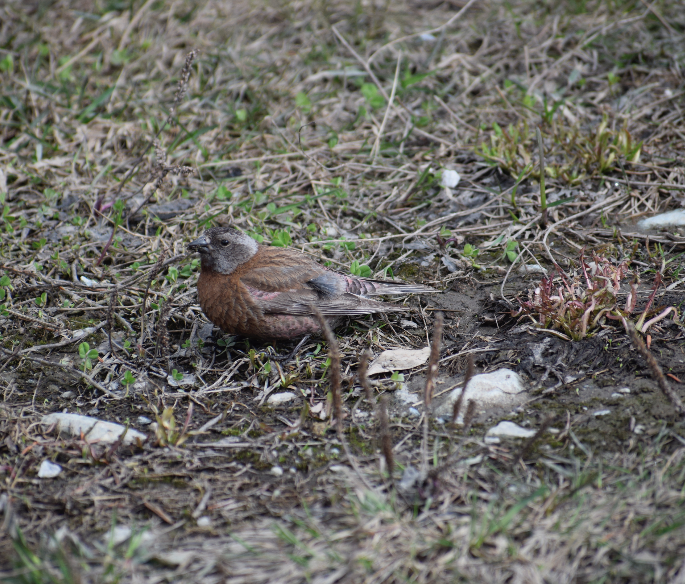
[
  {"x1": 122, "y1": 370, "x2": 136, "y2": 396},
  {"x1": 350, "y1": 260, "x2": 372, "y2": 277},
  {"x1": 79, "y1": 342, "x2": 99, "y2": 372}
]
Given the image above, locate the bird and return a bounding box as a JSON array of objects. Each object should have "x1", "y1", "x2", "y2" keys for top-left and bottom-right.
[{"x1": 187, "y1": 226, "x2": 436, "y2": 341}]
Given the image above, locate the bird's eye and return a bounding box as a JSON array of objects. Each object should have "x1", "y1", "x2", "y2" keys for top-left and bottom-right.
[{"x1": 220, "y1": 239, "x2": 230, "y2": 246}]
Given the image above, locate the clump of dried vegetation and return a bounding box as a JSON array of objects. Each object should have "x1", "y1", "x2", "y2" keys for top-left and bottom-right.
[{"x1": 2, "y1": 0, "x2": 685, "y2": 582}]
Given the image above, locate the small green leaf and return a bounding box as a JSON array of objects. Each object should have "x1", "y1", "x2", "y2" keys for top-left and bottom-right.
[
  {"x1": 215, "y1": 185, "x2": 232, "y2": 201},
  {"x1": 361, "y1": 83, "x2": 385, "y2": 109},
  {"x1": 0, "y1": 54, "x2": 13, "y2": 73},
  {"x1": 295, "y1": 92, "x2": 312, "y2": 112},
  {"x1": 166, "y1": 266, "x2": 179, "y2": 283},
  {"x1": 235, "y1": 108, "x2": 247, "y2": 122},
  {"x1": 270, "y1": 229, "x2": 292, "y2": 247},
  {"x1": 350, "y1": 260, "x2": 372, "y2": 277}
]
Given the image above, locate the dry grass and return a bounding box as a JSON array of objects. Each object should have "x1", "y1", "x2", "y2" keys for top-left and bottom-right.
[{"x1": 1, "y1": 0, "x2": 685, "y2": 582}]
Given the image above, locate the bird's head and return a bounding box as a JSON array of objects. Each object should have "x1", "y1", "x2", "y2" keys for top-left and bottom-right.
[{"x1": 187, "y1": 227, "x2": 258, "y2": 274}]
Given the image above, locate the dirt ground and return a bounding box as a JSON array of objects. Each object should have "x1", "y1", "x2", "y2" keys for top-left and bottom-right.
[{"x1": 2, "y1": 1, "x2": 685, "y2": 583}]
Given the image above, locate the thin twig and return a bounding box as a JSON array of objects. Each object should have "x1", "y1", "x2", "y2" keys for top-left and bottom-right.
[
  {"x1": 626, "y1": 320, "x2": 685, "y2": 416},
  {"x1": 378, "y1": 395, "x2": 394, "y2": 485},
  {"x1": 371, "y1": 50, "x2": 401, "y2": 163},
  {"x1": 421, "y1": 312, "x2": 443, "y2": 474},
  {"x1": 358, "y1": 349, "x2": 375, "y2": 416},
  {"x1": 310, "y1": 305, "x2": 343, "y2": 436},
  {"x1": 516, "y1": 415, "x2": 555, "y2": 464},
  {"x1": 452, "y1": 353, "x2": 474, "y2": 427}
]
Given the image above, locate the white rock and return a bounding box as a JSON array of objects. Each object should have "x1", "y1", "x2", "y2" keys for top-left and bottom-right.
[
  {"x1": 486, "y1": 421, "x2": 536, "y2": 439},
  {"x1": 440, "y1": 169, "x2": 461, "y2": 188},
  {"x1": 638, "y1": 210, "x2": 685, "y2": 229},
  {"x1": 611, "y1": 393, "x2": 623, "y2": 399},
  {"x1": 436, "y1": 368, "x2": 527, "y2": 417},
  {"x1": 80, "y1": 276, "x2": 101, "y2": 287},
  {"x1": 618, "y1": 387, "x2": 631, "y2": 394},
  {"x1": 41, "y1": 413, "x2": 147, "y2": 445},
  {"x1": 108, "y1": 526, "x2": 132, "y2": 546},
  {"x1": 38, "y1": 460, "x2": 62, "y2": 478},
  {"x1": 400, "y1": 320, "x2": 418, "y2": 329},
  {"x1": 267, "y1": 392, "x2": 297, "y2": 405},
  {"x1": 593, "y1": 409, "x2": 611, "y2": 417},
  {"x1": 196, "y1": 516, "x2": 212, "y2": 527},
  {"x1": 270, "y1": 465, "x2": 284, "y2": 477},
  {"x1": 517, "y1": 264, "x2": 548, "y2": 275},
  {"x1": 367, "y1": 347, "x2": 431, "y2": 376},
  {"x1": 137, "y1": 416, "x2": 153, "y2": 425},
  {"x1": 167, "y1": 373, "x2": 196, "y2": 387}
]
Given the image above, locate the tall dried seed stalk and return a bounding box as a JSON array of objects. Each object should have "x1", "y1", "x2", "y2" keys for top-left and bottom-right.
[
  {"x1": 358, "y1": 350, "x2": 375, "y2": 414},
  {"x1": 451, "y1": 353, "x2": 474, "y2": 427},
  {"x1": 310, "y1": 305, "x2": 343, "y2": 435},
  {"x1": 107, "y1": 289, "x2": 118, "y2": 357},
  {"x1": 378, "y1": 395, "x2": 394, "y2": 477},
  {"x1": 627, "y1": 322, "x2": 685, "y2": 415},
  {"x1": 424, "y1": 311, "x2": 443, "y2": 408}
]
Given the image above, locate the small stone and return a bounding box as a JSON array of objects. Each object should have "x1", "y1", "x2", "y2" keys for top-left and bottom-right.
[
  {"x1": 38, "y1": 460, "x2": 62, "y2": 478},
  {"x1": 437, "y1": 368, "x2": 527, "y2": 417},
  {"x1": 408, "y1": 407, "x2": 420, "y2": 418},
  {"x1": 330, "y1": 465, "x2": 346, "y2": 473},
  {"x1": 440, "y1": 169, "x2": 460, "y2": 188},
  {"x1": 108, "y1": 526, "x2": 132, "y2": 546},
  {"x1": 486, "y1": 421, "x2": 536, "y2": 439},
  {"x1": 618, "y1": 387, "x2": 631, "y2": 394},
  {"x1": 137, "y1": 416, "x2": 152, "y2": 425},
  {"x1": 518, "y1": 264, "x2": 548, "y2": 275},
  {"x1": 593, "y1": 409, "x2": 611, "y2": 417},
  {"x1": 633, "y1": 424, "x2": 645, "y2": 435},
  {"x1": 267, "y1": 392, "x2": 297, "y2": 405},
  {"x1": 196, "y1": 516, "x2": 212, "y2": 527},
  {"x1": 610, "y1": 393, "x2": 623, "y2": 399},
  {"x1": 41, "y1": 413, "x2": 147, "y2": 446},
  {"x1": 330, "y1": 447, "x2": 340, "y2": 456},
  {"x1": 167, "y1": 373, "x2": 196, "y2": 387},
  {"x1": 270, "y1": 465, "x2": 284, "y2": 477},
  {"x1": 61, "y1": 391, "x2": 75, "y2": 399}
]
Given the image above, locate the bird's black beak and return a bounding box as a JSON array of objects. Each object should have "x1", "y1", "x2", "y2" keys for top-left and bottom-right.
[{"x1": 188, "y1": 234, "x2": 209, "y2": 252}]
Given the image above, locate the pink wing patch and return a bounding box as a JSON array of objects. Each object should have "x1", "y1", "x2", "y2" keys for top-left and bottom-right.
[{"x1": 244, "y1": 284, "x2": 283, "y2": 301}]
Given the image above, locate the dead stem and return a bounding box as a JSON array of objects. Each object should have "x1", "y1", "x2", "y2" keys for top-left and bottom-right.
[
  {"x1": 626, "y1": 322, "x2": 685, "y2": 416},
  {"x1": 310, "y1": 306, "x2": 343, "y2": 436},
  {"x1": 451, "y1": 353, "x2": 474, "y2": 427},
  {"x1": 422, "y1": 312, "x2": 443, "y2": 474},
  {"x1": 378, "y1": 395, "x2": 394, "y2": 483}
]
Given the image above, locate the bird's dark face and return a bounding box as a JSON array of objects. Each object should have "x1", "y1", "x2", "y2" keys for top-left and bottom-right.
[{"x1": 187, "y1": 227, "x2": 258, "y2": 275}]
